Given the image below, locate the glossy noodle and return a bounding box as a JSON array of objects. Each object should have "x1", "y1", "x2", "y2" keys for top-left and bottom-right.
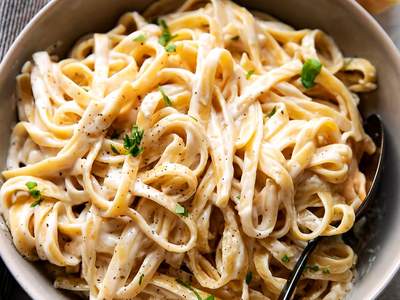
[{"x1": 0, "y1": 0, "x2": 377, "y2": 299}]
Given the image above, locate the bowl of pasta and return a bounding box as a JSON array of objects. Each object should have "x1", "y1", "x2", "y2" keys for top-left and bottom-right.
[{"x1": 0, "y1": 0, "x2": 399, "y2": 299}]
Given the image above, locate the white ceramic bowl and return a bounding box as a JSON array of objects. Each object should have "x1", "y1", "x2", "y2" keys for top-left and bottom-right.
[{"x1": 1, "y1": 0, "x2": 400, "y2": 299}]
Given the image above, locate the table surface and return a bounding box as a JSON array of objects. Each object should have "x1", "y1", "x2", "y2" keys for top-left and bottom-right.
[{"x1": 0, "y1": 0, "x2": 400, "y2": 299}]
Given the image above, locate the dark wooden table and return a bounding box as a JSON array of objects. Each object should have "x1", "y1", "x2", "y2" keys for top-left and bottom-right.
[{"x1": 0, "y1": 0, "x2": 399, "y2": 299}]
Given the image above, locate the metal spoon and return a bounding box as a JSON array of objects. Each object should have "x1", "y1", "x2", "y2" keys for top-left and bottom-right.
[{"x1": 278, "y1": 114, "x2": 385, "y2": 300}]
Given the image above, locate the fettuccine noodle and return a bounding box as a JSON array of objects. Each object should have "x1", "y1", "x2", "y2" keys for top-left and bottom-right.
[{"x1": 0, "y1": 0, "x2": 377, "y2": 299}]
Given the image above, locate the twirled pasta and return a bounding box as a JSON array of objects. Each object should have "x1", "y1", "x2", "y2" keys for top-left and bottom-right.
[{"x1": 1, "y1": 0, "x2": 377, "y2": 299}]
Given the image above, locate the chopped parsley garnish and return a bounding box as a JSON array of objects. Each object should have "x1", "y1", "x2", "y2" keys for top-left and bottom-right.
[
  {"x1": 31, "y1": 198, "x2": 42, "y2": 208},
  {"x1": 301, "y1": 58, "x2": 322, "y2": 89},
  {"x1": 165, "y1": 43, "x2": 177, "y2": 52},
  {"x1": 175, "y1": 203, "x2": 188, "y2": 217},
  {"x1": 245, "y1": 271, "x2": 253, "y2": 284},
  {"x1": 158, "y1": 19, "x2": 177, "y2": 47},
  {"x1": 322, "y1": 268, "x2": 330, "y2": 274},
  {"x1": 29, "y1": 190, "x2": 40, "y2": 198},
  {"x1": 110, "y1": 144, "x2": 120, "y2": 155},
  {"x1": 231, "y1": 35, "x2": 240, "y2": 41},
  {"x1": 176, "y1": 278, "x2": 203, "y2": 300},
  {"x1": 159, "y1": 86, "x2": 172, "y2": 106},
  {"x1": 204, "y1": 296, "x2": 215, "y2": 300},
  {"x1": 139, "y1": 273, "x2": 144, "y2": 285},
  {"x1": 133, "y1": 34, "x2": 146, "y2": 42},
  {"x1": 306, "y1": 264, "x2": 320, "y2": 272},
  {"x1": 246, "y1": 70, "x2": 255, "y2": 80},
  {"x1": 267, "y1": 106, "x2": 277, "y2": 118},
  {"x1": 123, "y1": 125, "x2": 144, "y2": 157},
  {"x1": 281, "y1": 254, "x2": 290, "y2": 263},
  {"x1": 26, "y1": 181, "x2": 42, "y2": 207},
  {"x1": 26, "y1": 181, "x2": 37, "y2": 190}
]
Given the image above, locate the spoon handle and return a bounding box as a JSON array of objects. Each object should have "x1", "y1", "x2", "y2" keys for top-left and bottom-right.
[{"x1": 278, "y1": 236, "x2": 322, "y2": 300}]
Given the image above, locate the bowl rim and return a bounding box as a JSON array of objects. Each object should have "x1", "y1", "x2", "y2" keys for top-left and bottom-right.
[
  {"x1": 1, "y1": 0, "x2": 400, "y2": 299},
  {"x1": 0, "y1": 3, "x2": 65, "y2": 300}
]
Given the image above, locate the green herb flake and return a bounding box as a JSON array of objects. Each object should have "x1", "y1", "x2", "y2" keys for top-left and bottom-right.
[
  {"x1": 176, "y1": 278, "x2": 203, "y2": 300},
  {"x1": 204, "y1": 296, "x2": 215, "y2": 300},
  {"x1": 175, "y1": 203, "x2": 188, "y2": 217},
  {"x1": 139, "y1": 273, "x2": 144, "y2": 285},
  {"x1": 26, "y1": 181, "x2": 38, "y2": 190},
  {"x1": 30, "y1": 199, "x2": 42, "y2": 208},
  {"x1": 110, "y1": 144, "x2": 120, "y2": 155},
  {"x1": 165, "y1": 43, "x2": 177, "y2": 53},
  {"x1": 133, "y1": 34, "x2": 146, "y2": 43},
  {"x1": 281, "y1": 254, "x2": 290, "y2": 263},
  {"x1": 245, "y1": 271, "x2": 253, "y2": 284},
  {"x1": 231, "y1": 35, "x2": 240, "y2": 41},
  {"x1": 306, "y1": 265, "x2": 320, "y2": 272},
  {"x1": 267, "y1": 106, "x2": 277, "y2": 118},
  {"x1": 301, "y1": 58, "x2": 322, "y2": 89},
  {"x1": 26, "y1": 181, "x2": 42, "y2": 207},
  {"x1": 322, "y1": 268, "x2": 330, "y2": 274},
  {"x1": 30, "y1": 189, "x2": 41, "y2": 199},
  {"x1": 123, "y1": 125, "x2": 144, "y2": 157},
  {"x1": 158, "y1": 19, "x2": 177, "y2": 46},
  {"x1": 159, "y1": 86, "x2": 172, "y2": 106},
  {"x1": 246, "y1": 70, "x2": 255, "y2": 80},
  {"x1": 159, "y1": 19, "x2": 168, "y2": 30}
]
